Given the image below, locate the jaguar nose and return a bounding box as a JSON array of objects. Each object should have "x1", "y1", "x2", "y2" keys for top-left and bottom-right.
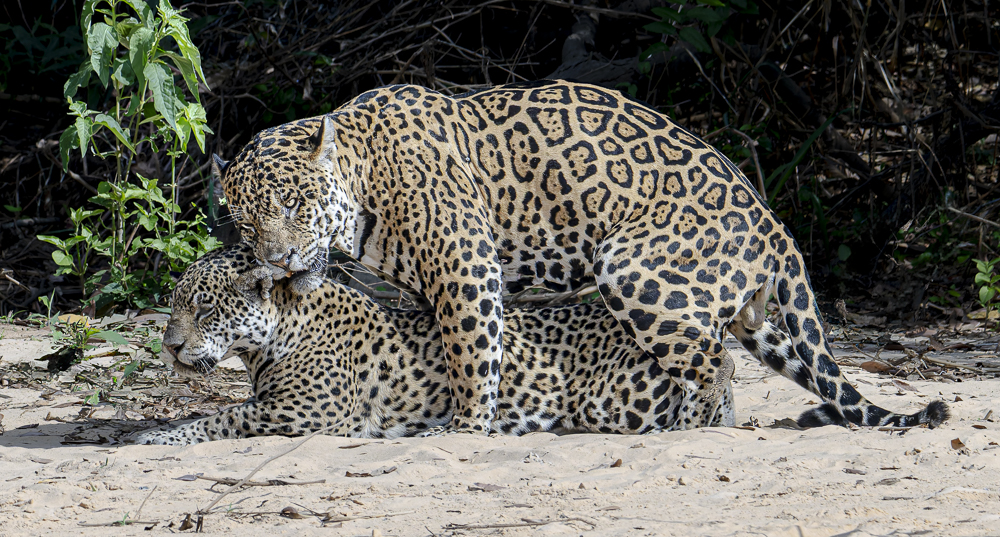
[
  {"x1": 163, "y1": 342, "x2": 182, "y2": 358},
  {"x1": 266, "y1": 247, "x2": 298, "y2": 271}
]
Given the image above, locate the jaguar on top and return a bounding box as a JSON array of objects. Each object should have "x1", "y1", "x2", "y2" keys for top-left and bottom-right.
[{"x1": 215, "y1": 80, "x2": 948, "y2": 433}]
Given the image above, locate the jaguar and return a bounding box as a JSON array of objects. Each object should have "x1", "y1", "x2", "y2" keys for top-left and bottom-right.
[
  {"x1": 135, "y1": 245, "x2": 737, "y2": 445},
  {"x1": 215, "y1": 80, "x2": 947, "y2": 433}
]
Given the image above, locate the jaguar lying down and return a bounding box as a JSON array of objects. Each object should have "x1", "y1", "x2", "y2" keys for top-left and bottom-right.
[
  {"x1": 136, "y1": 245, "x2": 947, "y2": 446},
  {"x1": 135, "y1": 245, "x2": 737, "y2": 445}
]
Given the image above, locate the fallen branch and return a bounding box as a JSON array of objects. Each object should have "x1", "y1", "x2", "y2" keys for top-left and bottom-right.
[
  {"x1": 321, "y1": 509, "x2": 416, "y2": 524},
  {"x1": 78, "y1": 520, "x2": 160, "y2": 528},
  {"x1": 920, "y1": 354, "x2": 1000, "y2": 374},
  {"x1": 134, "y1": 485, "x2": 157, "y2": 523},
  {"x1": 445, "y1": 517, "x2": 596, "y2": 530},
  {"x1": 197, "y1": 475, "x2": 326, "y2": 488},
  {"x1": 946, "y1": 206, "x2": 1000, "y2": 229}
]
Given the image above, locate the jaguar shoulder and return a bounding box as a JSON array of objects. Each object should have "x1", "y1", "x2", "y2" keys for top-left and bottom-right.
[{"x1": 216, "y1": 79, "x2": 948, "y2": 433}]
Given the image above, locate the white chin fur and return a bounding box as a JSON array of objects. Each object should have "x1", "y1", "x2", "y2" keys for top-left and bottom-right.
[
  {"x1": 160, "y1": 350, "x2": 206, "y2": 378},
  {"x1": 289, "y1": 272, "x2": 324, "y2": 295}
]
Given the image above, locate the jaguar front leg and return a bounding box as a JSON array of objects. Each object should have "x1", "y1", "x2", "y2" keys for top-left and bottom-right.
[
  {"x1": 134, "y1": 396, "x2": 354, "y2": 445},
  {"x1": 432, "y1": 262, "x2": 505, "y2": 434}
]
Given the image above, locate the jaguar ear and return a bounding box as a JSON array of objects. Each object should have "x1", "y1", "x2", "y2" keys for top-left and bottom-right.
[
  {"x1": 211, "y1": 154, "x2": 230, "y2": 179},
  {"x1": 309, "y1": 116, "x2": 338, "y2": 167},
  {"x1": 233, "y1": 265, "x2": 274, "y2": 303}
]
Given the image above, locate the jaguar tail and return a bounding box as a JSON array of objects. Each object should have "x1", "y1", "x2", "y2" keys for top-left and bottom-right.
[{"x1": 728, "y1": 268, "x2": 949, "y2": 429}]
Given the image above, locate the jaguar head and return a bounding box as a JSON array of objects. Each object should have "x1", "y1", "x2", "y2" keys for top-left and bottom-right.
[
  {"x1": 215, "y1": 115, "x2": 359, "y2": 294},
  {"x1": 161, "y1": 245, "x2": 277, "y2": 376}
]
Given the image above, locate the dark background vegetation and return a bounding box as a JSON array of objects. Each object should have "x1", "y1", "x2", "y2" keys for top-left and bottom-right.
[{"x1": 1, "y1": 0, "x2": 998, "y2": 324}]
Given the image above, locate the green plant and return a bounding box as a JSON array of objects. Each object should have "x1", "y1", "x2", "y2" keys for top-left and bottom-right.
[
  {"x1": 39, "y1": 0, "x2": 219, "y2": 311},
  {"x1": 0, "y1": 19, "x2": 83, "y2": 92},
  {"x1": 640, "y1": 0, "x2": 759, "y2": 70},
  {"x1": 51, "y1": 318, "x2": 128, "y2": 352},
  {"x1": 975, "y1": 256, "x2": 1000, "y2": 325},
  {"x1": 42, "y1": 178, "x2": 218, "y2": 310}
]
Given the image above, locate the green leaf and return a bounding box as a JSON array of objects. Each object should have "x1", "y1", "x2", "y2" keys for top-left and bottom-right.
[
  {"x1": 38, "y1": 235, "x2": 67, "y2": 250},
  {"x1": 837, "y1": 244, "x2": 851, "y2": 261},
  {"x1": 175, "y1": 117, "x2": 192, "y2": 152},
  {"x1": 144, "y1": 62, "x2": 177, "y2": 129},
  {"x1": 163, "y1": 5, "x2": 207, "y2": 89},
  {"x1": 695, "y1": 0, "x2": 726, "y2": 6},
  {"x1": 137, "y1": 212, "x2": 157, "y2": 231},
  {"x1": 121, "y1": 358, "x2": 141, "y2": 380},
  {"x1": 52, "y1": 250, "x2": 75, "y2": 267},
  {"x1": 93, "y1": 113, "x2": 135, "y2": 152},
  {"x1": 189, "y1": 118, "x2": 212, "y2": 154},
  {"x1": 161, "y1": 51, "x2": 200, "y2": 102},
  {"x1": 122, "y1": 185, "x2": 150, "y2": 202},
  {"x1": 641, "y1": 42, "x2": 671, "y2": 61},
  {"x1": 644, "y1": 21, "x2": 678, "y2": 35},
  {"x1": 64, "y1": 62, "x2": 93, "y2": 99},
  {"x1": 678, "y1": 26, "x2": 711, "y2": 53},
  {"x1": 121, "y1": 0, "x2": 155, "y2": 27},
  {"x1": 113, "y1": 17, "x2": 142, "y2": 43},
  {"x1": 84, "y1": 391, "x2": 101, "y2": 405},
  {"x1": 980, "y1": 286, "x2": 996, "y2": 306},
  {"x1": 124, "y1": 93, "x2": 143, "y2": 118},
  {"x1": 68, "y1": 101, "x2": 89, "y2": 117},
  {"x1": 74, "y1": 116, "x2": 94, "y2": 158},
  {"x1": 80, "y1": 0, "x2": 99, "y2": 39},
  {"x1": 93, "y1": 330, "x2": 129, "y2": 346},
  {"x1": 112, "y1": 57, "x2": 135, "y2": 86},
  {"x1": 59, "y1": 125, "x2": 79, "y2": 171},
  {"x1": 87, "y1": 22, "x2": 118, "y2": 88},
  {"x1": 128, "y1": 26, "x2": 154, "y2": 91},
  {"x1": 706, "y1": 20, "x2": 725, "y2": 37},
  {"x1": 975, "y1": 272, "x2": 991, "y2": 285},
  {"x1": 651, "y1": 7, "x2": 683, "y2": 22}
]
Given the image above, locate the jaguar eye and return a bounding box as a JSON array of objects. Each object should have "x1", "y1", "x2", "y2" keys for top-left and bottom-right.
[
  {"x1": 195, "y1": 303, "x2": 215, "y2": 320},
  {"x1": 283, "y1": 196, "x2": 300, "y2": 218}
]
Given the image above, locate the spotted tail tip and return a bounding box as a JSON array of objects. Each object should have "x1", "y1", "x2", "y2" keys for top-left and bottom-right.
[
  {"x1": 796, "y1": 400, "x2": 951, "y2": 429},
  {"x1": 922, "y1": 400, "x2": 950, "y2": 429},
  {"x1": 796, "y1": 403, "x2": 845, "y2": 428}
]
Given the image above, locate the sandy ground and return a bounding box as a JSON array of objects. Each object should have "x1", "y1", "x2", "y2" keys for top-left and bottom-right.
[{"x1": 0, "y1": 323, "x2": 998, "y2": 537}]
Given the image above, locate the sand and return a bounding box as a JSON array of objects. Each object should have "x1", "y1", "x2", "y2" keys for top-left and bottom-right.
[{"x1": 0, "y1": 323, "x2": 997, "y2": 536}]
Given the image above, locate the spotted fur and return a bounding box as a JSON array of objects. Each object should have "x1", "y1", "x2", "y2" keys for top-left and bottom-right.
[
  {"x1": 216, "y1": 80, "x2": 948, "y2": 432},
  {"x1": 135, "y1": 245, "x2": 735, "y2": 445}
]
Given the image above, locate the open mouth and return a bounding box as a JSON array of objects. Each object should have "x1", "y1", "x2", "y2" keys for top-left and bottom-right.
[{"x1": 269, "y1": 249, "x2": 327, "y2": 279}]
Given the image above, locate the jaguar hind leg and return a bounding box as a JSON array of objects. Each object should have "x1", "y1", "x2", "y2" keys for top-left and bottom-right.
[
  {"x1": 701, "y1": 350, "x2": 735, "y2": 428},
  {"x1": 593, "y1": 221, "x2": 740, "y2": 430},
  {"x1": 594, "y1": 284, "x2": 730, "y2": 430}
]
